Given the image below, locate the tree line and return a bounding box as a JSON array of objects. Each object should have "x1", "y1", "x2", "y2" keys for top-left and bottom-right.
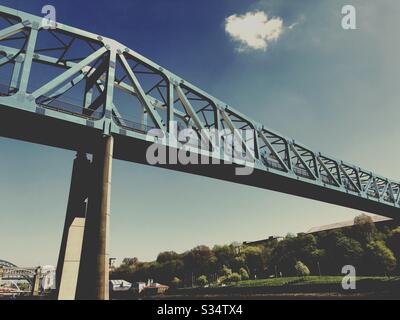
[{"x1": 111, "y1": 214, "x2": 400, "y2": 287}]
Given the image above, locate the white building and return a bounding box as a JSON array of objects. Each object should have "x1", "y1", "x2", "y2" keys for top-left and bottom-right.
[
  {"x1": 110, "y1": 280, "x2": 132, "y2": 292},
  {"x1": 40, "y1": 265, "x2": 56, "y2": 291}
]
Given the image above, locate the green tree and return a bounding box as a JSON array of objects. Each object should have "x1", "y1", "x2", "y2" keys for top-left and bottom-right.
[
  {"x1": 113, "y1": 257, "x2": 139, "y2": 275},
  {"x1": 213, "y1": 245, "x2": 237, "y2": 270},
  {"x1": 270, "y1": 233, "x2": 321, "y2": 276},
  {"x1": 336, "y1": 236, "x2": 364, "y2": 264},
  {"x1": 197, "y1": 275, "x2": 208, "y2": 287},
  {"x1": 387, "y1": 227, "x2": 400, "y2": 268},
  {"x1": 233, "y1": 255, "x2": 246, "y2": 271},
  {"x1": 183, "y1": 245, "x2": 214, "y2": 277},
  {"x1": 366, "y1": 240, "x2": 397, "y2": 276},
  {"x1": 295, "y1": 261, "x2": 310, "y2": 277},
  {"x1": 157, "y1": 259, "x2": 184, "y2": 284},
  {"x1": 317, "y1": 230, "x2": 363, "y2": 275},
  {"x1": 157, "y1": 251, "x2": 179, "y2": 264},
  {"x1": 122, "y1": 257, "x2": 138, "y2": 267},
  {"x1": 353, "y1": 214, "x2": 376, "y2": 242},
  {"x1": 240, "y1": 246, "x2": 264, "y2": 278},
  {"x1": 239, "y1": 267, "x2": 250, "y2": 280}
]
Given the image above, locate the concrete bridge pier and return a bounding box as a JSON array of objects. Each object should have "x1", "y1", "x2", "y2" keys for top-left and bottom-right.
[
  {"x1": 76, "y1": 135, "x2": 114, "y2": 300},
  {"x1": 56, "y1": 152, "x2": 91, "y2": 300},
  {"x1": 31, "y1": 267, "x2": 41, "y2": 296},
  {"x1": 57, "y1": 135, "x2": 114, "y2": 300}
]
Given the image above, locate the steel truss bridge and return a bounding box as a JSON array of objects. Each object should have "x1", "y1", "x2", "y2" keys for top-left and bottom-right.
[
  {"x1": 0, "y1": 260, "x2": 37, "y2": 285},
  {"x1": 0, "y1": 5, "x2": 399, "y2": 299}
]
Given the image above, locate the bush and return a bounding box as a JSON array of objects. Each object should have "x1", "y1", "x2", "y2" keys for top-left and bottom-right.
[
  {"x1": 295, "y1": 261, "x2": 310, "y2": 277},
  {"x1": 387, "y1": 227, "x2": 400, "y2": 269},
  {"x1": 197, "y1": 275, "x2": 208, "y2": 287},
  {"x1": 222, "y1": 265, "x2": 232, "y2": 277},
  {"x1": 224, "y1": 272, "x2": 241, "y2": 284},
  {"x1": 366, "y1": 240, "x2": 397, "y2": 275},
  {"x1": 171, "y1": 277, "x2": 182, "y2": 288},
  {"x1": 217, "y1": 276, "x2": 226, "y2": 284},
  {"x1": 239, "y1": 268, "x2": 250, "y2": 280}
]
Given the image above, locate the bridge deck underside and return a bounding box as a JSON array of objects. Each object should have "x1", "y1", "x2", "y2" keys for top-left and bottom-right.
[{"x1": 1, "y1": 105, "x2": 399, "y2": 220}]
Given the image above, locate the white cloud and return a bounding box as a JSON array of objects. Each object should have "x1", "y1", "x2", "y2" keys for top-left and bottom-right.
[{"x1": 225, "y1": 11, "x2": 283, "y2": 52}]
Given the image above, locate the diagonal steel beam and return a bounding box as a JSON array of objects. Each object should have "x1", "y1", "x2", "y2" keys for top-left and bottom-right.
[
  {"x1": 18, "y1": 28, "x2": 38, "y2": 93},
  {"x1": 290, "y1": 144, "x2": 316, "y2": 180},
  {"x1": 316, "y1": 156, "x2": 340, "y2": 187},
  {"x1": 339, "y1": 165, "x2": 361, "y2": 193},
  {"x1": 44, "y1": 72, "x2": 86, "y2": 101},
  {"x1": 0, "y1": 22, "x2": 25, "y2": 41},
  {"x1": 220, "y1": 108, "x2": 256, "y2": 160},
  {"x1": 175, "y1": 85, "x2": 218, "y2": 149},
  {"x1": 380, "y1": 181, "x2": 390, "y2": 201},
  {"x1": 119, "y1": 54, "x2": 165, "y2": 132},
  {"x1": 32, "y1": 47, "x2": 107, "y2": 99},
  {"x1": 259, "y1": 131, "x2": 290, "y2": 172},
  {"x1": 175, "y1": 85, "x2": 206, "y2": 131}
]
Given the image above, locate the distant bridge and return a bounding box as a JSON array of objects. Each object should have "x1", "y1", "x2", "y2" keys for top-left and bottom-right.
[
  {"x1": 0, "y1": 259, "x2": 37, "y2": 282},
  {"x1": 0, "y1": 5, "x2": 398, "y2": 300}
]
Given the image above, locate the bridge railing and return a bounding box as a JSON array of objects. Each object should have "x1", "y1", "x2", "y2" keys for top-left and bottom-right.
[
  {"x1": 0, "y1": 83, "x2": 17, "y2": 97},
  {"x1": 113, "y1": 115, "x2": 155, "y2": 134},
  {"x1": 37, "y1": 97, "x2": 104, "y2": 120}
]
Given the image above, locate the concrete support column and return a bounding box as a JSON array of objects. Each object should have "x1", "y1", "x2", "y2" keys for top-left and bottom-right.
[
  {"x1": 95, "y1": 134, "x2": 113, "y2": 300},
  {"x1": 56, "y1": 153, "x2": 91, "y2": 300},
  {"x1": 31, "y1": 267, "x2": 41, "y2": 296},
  {"x1": 77, "y1": 135, "x2": 114, "y2": 300}
]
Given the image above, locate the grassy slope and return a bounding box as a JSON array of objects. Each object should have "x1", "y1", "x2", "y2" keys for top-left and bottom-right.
[
  {"x1": 162, "y1": 276, "x2": 400, "y2": 299},
  {"x1": 234, "y1": 276, "x2": 399, "y2": 287}
]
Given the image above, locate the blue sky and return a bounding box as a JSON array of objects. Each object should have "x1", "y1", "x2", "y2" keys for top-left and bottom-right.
[{"x1": 1, "y1": 0, "x2": 399, "y2": 266}]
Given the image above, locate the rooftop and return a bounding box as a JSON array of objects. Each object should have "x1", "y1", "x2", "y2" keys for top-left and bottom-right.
[{"x1": 306, "y1": 215, "x2": 392, "y2": 234}]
